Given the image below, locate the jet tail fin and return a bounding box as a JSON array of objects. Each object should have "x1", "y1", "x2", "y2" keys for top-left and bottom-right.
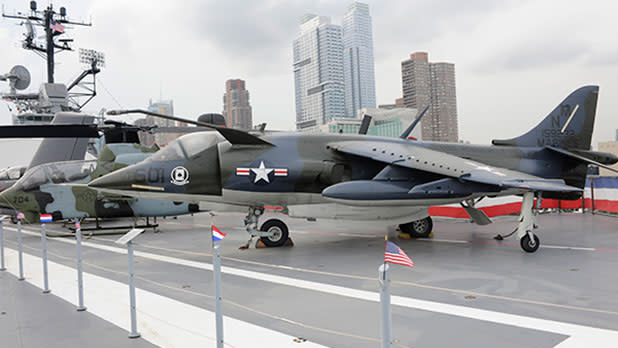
[
  {"x1": 28, "y1": 112, "x2": 95, "y2": 168},
  {"x1": 492, "y1": 86, "x2": 599, "y2": 150}
]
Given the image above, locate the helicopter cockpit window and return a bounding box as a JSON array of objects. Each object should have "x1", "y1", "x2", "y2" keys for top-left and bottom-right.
[
  {"x1": 179, "y1": 132, "x2": 223, "y2": 158},
  {"x1": 17, "y1": 166, "x2": 49, "y2": 191},
  {"x1": 46, "y1": 161, "x2": 96, "y2": 184},
  {"x1": 8, "y1": 167, "x2": 24, "y2": 180},
  {"x1": 149, "y1": 140, "x2": 187, "y2": 161}
]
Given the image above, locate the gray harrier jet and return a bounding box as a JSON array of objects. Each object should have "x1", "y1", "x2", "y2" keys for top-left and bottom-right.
[{"x1": 88, "y1": 86, "x2": 617, "y2": 252}]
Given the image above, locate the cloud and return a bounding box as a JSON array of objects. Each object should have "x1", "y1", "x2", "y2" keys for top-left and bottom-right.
[
  {"x1": 474, "y1": 38, "x2": 588, "y2": 73},
  {"x1": 1, "y1": 0, "x2": 617, "y2": 148},
  {"x1": 189, "y1": 0, "x2": 345, "y2": 75}
]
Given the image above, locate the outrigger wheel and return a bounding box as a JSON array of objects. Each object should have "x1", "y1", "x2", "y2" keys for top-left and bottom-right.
[
  {"x1": 399, "y1": 216, "x2": 433, "y2": 238},
  {"x1": 259, "y1": 219, "x2": 289, "y2": 247},
  {"x1": 520, "y1": 233, "x2": 540, "y2": 253}
]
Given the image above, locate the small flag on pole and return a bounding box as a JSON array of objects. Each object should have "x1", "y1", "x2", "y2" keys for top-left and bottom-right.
[
  {"x1": 384, "y1": 241, "x2": 414, "y2": 268},
  {"x1": 40, "y1": 214, "x2": 52, "y2": 223},
  {"x1": 50, "y1": 20, "x2": 65, "y2": 33},
  {"x1": 75, "y1": 220, "x2": 81, "y2": 230},
  {"x1": 212, "y1": 225, "x2": 226, "y2": 242},
  {"x1": 16, "y1": 212, "x2": 25, "y2": 220}
]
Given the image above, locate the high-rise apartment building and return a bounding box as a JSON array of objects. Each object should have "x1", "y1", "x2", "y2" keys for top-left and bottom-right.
[
  {"x1": 293, "y1": 15, "x2": 345, "y2": 131},
  {"x1": 401, "y1": 52, "x2": 458, "y2": 142},
  {"x1": 223, "y1": 79, "x2": 253, "y2": 129},
  {"x1": 143, "y1": 99, "x2": 177, "y2": 145},
  {"x1": 342, "y1": 2, "x2": 376, "y2": 118}
]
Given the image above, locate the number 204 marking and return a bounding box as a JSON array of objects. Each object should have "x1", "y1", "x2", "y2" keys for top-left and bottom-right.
[{"x1": 13, "y1": 196, "x2": 30, "y2": 204}]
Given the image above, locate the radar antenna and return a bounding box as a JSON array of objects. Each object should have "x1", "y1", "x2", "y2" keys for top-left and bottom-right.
[{"x1": 0, "y1": 65, "x2": 31, "y2": 93}]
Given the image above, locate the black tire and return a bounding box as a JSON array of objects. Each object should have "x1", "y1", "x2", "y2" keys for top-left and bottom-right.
[
  {"x1": 399, "y1": 217, "x2": 433, "y2": 238},
  {"x1": 520, "y1": 233, "x2": 540, "y2": 253},
  {"x1": 259, "y1": 219, "x2": 289, "y2": 247}
]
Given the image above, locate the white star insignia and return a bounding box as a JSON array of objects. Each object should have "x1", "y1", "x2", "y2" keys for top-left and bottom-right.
[{"x1": 251, "y1": 161, "x2": 273, "y2": 183}]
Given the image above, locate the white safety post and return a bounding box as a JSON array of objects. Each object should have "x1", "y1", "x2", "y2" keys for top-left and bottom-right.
[
  {"x1": 41, "y1": 223, "x2": 50, "y2": 293},
  {"x1": 17, "y1": 219, "x2": 24, "y2": 280},
  {"x1": 75, "y1": 221, "x2": 86, "y2": 311},
  {"x1": 0, "y1": 217, "x2": 7, "y2": 271},
  {"x1": 213, "y1": 243, "x2": 224, "y2": 348},
  {"x1": 379, "y1": 263, "x2": 392, "y2": 348},
  {"x1": 127, "y1": 240, "x2": 139, "y2": 338},
  {"x1": 115, "y1": 228, "x2": 145, "y2": 339}
]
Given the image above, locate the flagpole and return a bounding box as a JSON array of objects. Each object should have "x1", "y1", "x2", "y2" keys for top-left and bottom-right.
[
  {"x1": 379, "y1": 257, "x2": 391, "y2": 348},
  {"x1": 383, "y1": 235, "x2": 388, "y2": 281},
  {"x1": 210, "y1": 213, "x2": 215, "y2": 250},
  {"x1": 213, "y1": 242, "x2": 224, "y2": 348},
  {"x1": 211, "y1": 216, "x2": 224, "y2": 348}
]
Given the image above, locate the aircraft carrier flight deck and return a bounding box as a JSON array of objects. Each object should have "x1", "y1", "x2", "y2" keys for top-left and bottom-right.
[{"x1": 1, "y1": 212, "x2": 617, "y2": 348}]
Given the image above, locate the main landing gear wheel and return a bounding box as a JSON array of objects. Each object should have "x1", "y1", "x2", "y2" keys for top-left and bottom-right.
[
  {"x1": 399, "y1": 217, "x2": 433, "y2": 238},
  {"x1": 259, "y1": 219, "x2": 289, "y2": 247},
  {"x1": 520, "y1": 233, "x2": 540, "y2": 253}
]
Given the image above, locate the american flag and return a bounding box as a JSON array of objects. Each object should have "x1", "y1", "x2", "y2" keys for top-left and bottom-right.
[
  {"x1": 384, "y1": 241, "x2": 414, "y2": 268},
  {"x1": 16, "y1": 212, "x2": 25, "y2": 220},
  {"x1": 50, "y1": 20, "x2": 65, "y2": 33},
  {"x1": 75, "y1": 220, "x2": 81, "y2": 230}
]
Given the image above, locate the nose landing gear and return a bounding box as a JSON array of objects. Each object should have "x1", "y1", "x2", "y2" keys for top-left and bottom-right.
[
  {"x1": 259, "y1": 219, "x2": 289, "y2": 247},
  {"x1": 240, "y1": 207, "x2": 290, "y2": 249}
]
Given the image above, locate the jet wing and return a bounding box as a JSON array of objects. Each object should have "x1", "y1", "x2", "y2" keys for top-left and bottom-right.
[{"x1": 328, "y1": 141, "x2": 581, "y2": 193}]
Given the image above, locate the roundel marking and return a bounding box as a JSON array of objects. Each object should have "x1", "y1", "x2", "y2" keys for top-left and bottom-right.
[{"x1": 170, "y1": 166, "x2": 190, "y2": 185}]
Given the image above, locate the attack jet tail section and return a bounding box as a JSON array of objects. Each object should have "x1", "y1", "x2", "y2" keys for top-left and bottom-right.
[
  {"x1": 544, "y1": 146, "x2": 618, "y2": 173},
  {"x1": 492, "y1": 86, "x2": 598, "y2": 150},
  {"x1": 29, "y1": 112, "x2": 96, "y2": 168}
]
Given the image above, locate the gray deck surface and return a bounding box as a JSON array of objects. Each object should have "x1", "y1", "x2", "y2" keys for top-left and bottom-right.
[
  {"x1": 1, "y1": 212, "x2": 617, "y2": 347},
  {"x1": 0, "y1": 270, "x2": 156, "y2": 348}
]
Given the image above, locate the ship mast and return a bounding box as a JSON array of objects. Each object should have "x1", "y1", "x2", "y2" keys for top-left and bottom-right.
[{"x1": 2, "y1": 1, "x2": 92, "y2": 83}]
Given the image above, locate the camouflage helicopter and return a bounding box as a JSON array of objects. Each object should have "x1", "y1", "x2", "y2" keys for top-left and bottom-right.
[
  {"x1": 0, "y1": 142, "x2": 203, "y2": 224},
  {"x1": 75, "y1": 86, "x2": 618, "y2": 252},
  {"x1": 0, "y1": 112, "x2": 98, "y2": 196},
  {"x1": 0, "y1": 112, "x2": 227, "y2": 226}
]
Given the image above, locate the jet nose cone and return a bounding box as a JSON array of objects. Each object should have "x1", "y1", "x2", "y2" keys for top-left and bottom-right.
[{"x1": 88, "y1": 166, "x2": 136, "y2": 190}]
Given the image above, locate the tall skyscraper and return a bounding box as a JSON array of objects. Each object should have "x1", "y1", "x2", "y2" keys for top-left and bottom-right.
[
  {"x1": 401, "y1": 52, "x2": 458, "y2": 142},
  {"x1": 142, "y1": 99, "x2": 176, "y2": 145},
  {"x1": 343, "y1": 2, "x2": 376, "y2": 118},
  {"x1": 223, "y1": 79, "x2": 253, "y2": 129},
  {"x1": 293, "y1": 15, "x2": 345, "y2": 131}
]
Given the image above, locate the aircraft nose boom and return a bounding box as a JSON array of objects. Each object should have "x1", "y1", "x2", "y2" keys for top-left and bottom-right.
[{"x1": 88, "y1": 166, "x2": 136, "y2": 190}]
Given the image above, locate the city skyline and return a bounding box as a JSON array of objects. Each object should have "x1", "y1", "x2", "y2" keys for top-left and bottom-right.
[{"x1": 1, "y1": 0, "x2": 617, "y2": 147}]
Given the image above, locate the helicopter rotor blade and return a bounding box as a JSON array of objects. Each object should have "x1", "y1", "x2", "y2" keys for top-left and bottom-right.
[
  {"x1": 0, "y1": 124, "x2": 100, "y2": 138},
  {"x1": 108, "y1": 109, "x2": 274, "y2": 146}
]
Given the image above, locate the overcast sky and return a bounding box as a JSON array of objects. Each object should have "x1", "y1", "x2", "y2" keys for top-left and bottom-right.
[{"x1": 1, "y1": 0, "x2": 617, "y2": 150}]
